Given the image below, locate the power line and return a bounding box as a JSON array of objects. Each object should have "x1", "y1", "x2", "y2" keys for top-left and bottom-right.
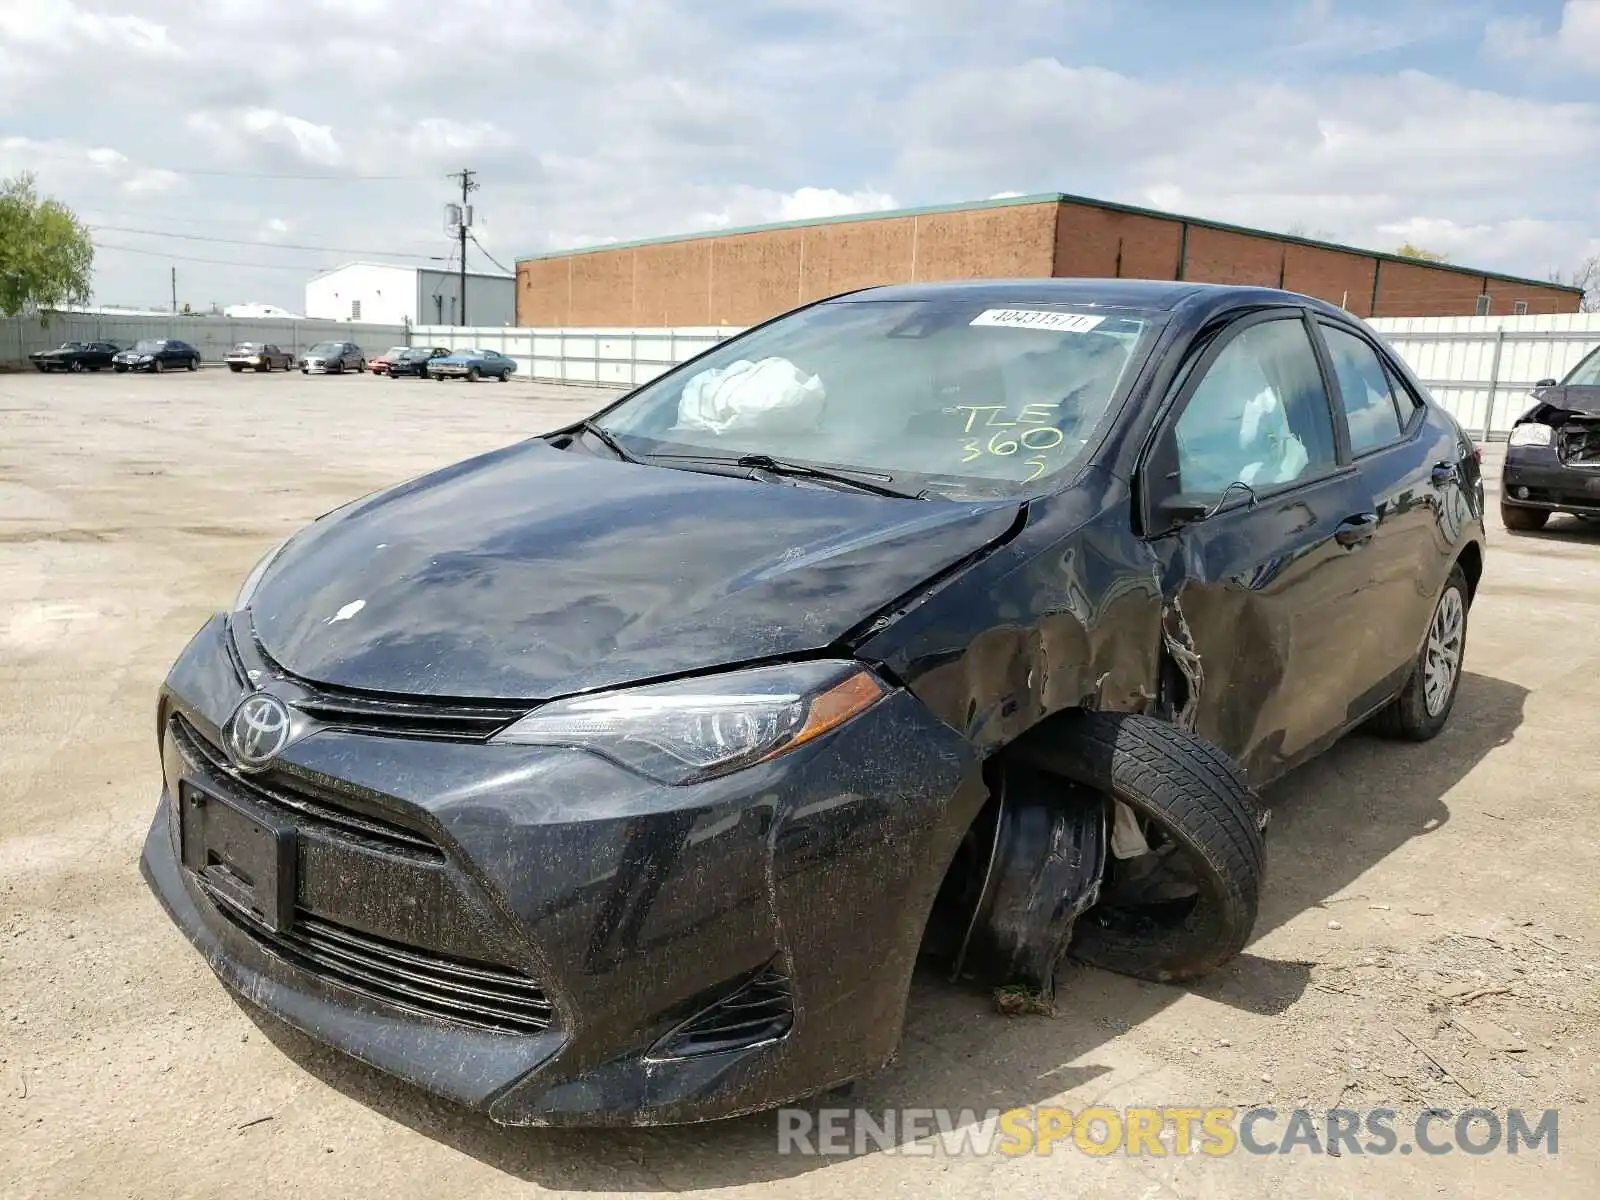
[
  {"x1": 94, "y1": 241, "x2": 339, "y2": 272},
  {"x1": 88, "y1": 223, "x2": 448, "y2": 260},
  {"x1": 468, "y1": 232, "x2": 515, "y2": 276},
  {"x1": 3, "y1": 144, "x2": 435, "y2": 182}
]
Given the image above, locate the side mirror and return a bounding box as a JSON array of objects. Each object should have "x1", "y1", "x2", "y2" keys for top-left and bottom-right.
[
  {"x1": 1535, "y1": 378, "x2": 1558, "y2": 388},
  {"x1": 1156, "y1": 493, "x2": 1213, "y2": 529}
]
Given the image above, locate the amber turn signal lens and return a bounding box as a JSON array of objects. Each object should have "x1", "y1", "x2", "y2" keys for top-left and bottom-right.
[{"x1": 765, "y1": 670, "x2": 887, "y2": 761}]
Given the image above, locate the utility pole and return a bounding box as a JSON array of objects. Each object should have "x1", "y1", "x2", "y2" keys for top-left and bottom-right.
[
  {"x1": 170, "y1": 266, "x2": 177, "y2": 314},
  {"x1": 446, "y1": 168, "x2": 478, "y2": 327}
]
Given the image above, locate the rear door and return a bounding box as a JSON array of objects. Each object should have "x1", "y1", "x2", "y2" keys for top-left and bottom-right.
[
  {"x1": 1314, "y1": 320, "x2": 1454, "y2": 702},
  {"x1": 1141, "y1": 309, "x2": 1380, "y2": 781}
]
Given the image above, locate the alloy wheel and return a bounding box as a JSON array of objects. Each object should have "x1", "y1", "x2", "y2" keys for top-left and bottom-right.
[{"x1": 1423, "y1": 586, "x2": 1464, "y2": 717}]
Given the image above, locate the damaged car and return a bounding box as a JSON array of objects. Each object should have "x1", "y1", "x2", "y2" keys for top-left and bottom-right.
[
  {"x1": 1501, "y1": 344, "x2": 1600, "y2": 531},
  {"x1": 141, "y1": 279, "x2": 1485, "y2": 1127}
]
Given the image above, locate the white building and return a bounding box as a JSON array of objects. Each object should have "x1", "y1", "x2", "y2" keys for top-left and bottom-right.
[
  {"x1": 223, "y1": 302, "x2": 302, "y2": 319},
  {"x1": 304, "y1": 262, "x2": 516, "y2": 327}
]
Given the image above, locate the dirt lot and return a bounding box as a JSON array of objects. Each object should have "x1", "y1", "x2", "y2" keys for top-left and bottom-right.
[{"x1": 2, "y1": 368, "x2": 1598, "y2": 1198}]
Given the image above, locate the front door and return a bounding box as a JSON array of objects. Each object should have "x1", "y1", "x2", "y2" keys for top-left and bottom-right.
[{"x1": 1141, "y1": 310, "x2": 1381, "y2": 783}]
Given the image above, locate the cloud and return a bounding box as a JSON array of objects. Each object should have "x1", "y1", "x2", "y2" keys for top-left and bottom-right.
[
  {"x1": 1485, "y1": 1, "x2": 1600, "y2": 70},
  {"x1": 1, "y1": 0, "x2": 1594, "y2": 309},
  {"x1": 185, "y1": 108, "x2": 344, "y2": 167}
]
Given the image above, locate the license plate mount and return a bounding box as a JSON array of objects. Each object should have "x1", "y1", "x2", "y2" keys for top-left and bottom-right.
[{"x1": 180, "y1": 783, "x2": 296, "y2": 932}]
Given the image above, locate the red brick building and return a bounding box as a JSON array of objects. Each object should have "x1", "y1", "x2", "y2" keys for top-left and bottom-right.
[{"x1": 515, "y1": 192, "x2": 1581, "y2": 327}]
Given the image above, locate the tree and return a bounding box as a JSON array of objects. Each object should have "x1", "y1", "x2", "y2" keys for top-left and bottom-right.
[
  {"x1": 1395, "y1": 242, "x2": 1450, "y2": 264},
  {"x1": 0, "y1": 173, "x2": 94, "y2": 317},
  {"x1": 1550, "y1": 255, "x2": 1599, "y2": 313}
]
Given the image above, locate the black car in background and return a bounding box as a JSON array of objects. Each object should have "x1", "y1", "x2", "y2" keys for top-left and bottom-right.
[
  {"x1": 112, "y1": 339, "x2": 201, "y2": 373},
  {"x1": 225, "y1": 343, "x2": 295, "y2": 373},
  {"x1": 386, "y1": 346, "x2": 450, "y2": 378},
  {"x1": 28, "y1": 341, "x2": 120, "y2": 372},
  {"x1": 142, "y1": 280, "x2": 1486, "y2": 1127},
  {"x1": 299, "y1": 342, "x2": 366, "y2": 374},
  {"x1": 1501, "y1": 343, "x2": 1600, "y2": 531}
]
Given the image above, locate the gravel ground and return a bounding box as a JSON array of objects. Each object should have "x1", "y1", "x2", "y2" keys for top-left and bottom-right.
[{"x1": 2, "y1": 369, "x2": 1597, "y2": 1198}]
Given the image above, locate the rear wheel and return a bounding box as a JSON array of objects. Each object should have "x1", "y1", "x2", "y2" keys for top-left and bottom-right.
[
  {"x1": 1371, "y1": 564, "x2": 1469, "y2": 742},
  {"x1": 1501, "y1": 503, "x2": 1549, "y2": 532}
]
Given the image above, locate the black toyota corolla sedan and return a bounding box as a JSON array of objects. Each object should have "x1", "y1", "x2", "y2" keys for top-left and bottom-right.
[{"x1": 141, "y1": 280, "x2": 1485, "y2": 1126}]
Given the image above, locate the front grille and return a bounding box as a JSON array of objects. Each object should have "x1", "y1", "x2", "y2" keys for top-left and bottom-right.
[
  {"x1": 652, "y1": 966, "x2": 794, "y2": 1058},
  {"x1": 224, "y1": 623, "x2": 526, "y2": 743},
  {"x1": 200, "y1": 880, "x2": 554, "y2": 1034},
  {"x1": 170, "y1": 715, "x2": 444, "y2": 861}
]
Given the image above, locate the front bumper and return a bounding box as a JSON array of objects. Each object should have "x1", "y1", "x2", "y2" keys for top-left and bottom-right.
[
  {"x1": 140, "y1": 615, "x2": 985, "y2": 1125},
  {"x1": 1502, "y1": 445, "x2": 1600, "y2": 515}
]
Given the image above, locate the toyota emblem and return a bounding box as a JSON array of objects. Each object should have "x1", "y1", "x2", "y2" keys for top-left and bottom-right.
[{"x1": 225, "y1": 692, "x2": 293, "y2": 771}]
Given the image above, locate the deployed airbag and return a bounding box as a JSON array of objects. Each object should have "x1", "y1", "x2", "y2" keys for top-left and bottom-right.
[{"x1": 678, "y1": 357, "x2": 826, "y2": 434}]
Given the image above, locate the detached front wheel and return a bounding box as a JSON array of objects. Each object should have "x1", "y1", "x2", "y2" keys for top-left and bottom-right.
[{"x1": 1019, "y1": 712, "x2": 1266, "y2": 984}]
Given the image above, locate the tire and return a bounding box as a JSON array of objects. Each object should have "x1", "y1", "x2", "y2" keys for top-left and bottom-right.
[
  {"x1": 68, "y1": 360, "x2": 84, "y2": 373},
  {"x1": 497, "y1": 370, "x2": 510, "y2": 382},
  {"x1": 1501, "y1": 503, "x2": 1548, "y2": 532},
  {"x1": 466, "y1": 366, "x2": 480, "y2": 382},
  {"x1": 33, "y1": 363, "x2": 46, "y2": 373},
  {"x1": 114, "y1": 365, "x2": 127, "y2": 373},
  {"x1": 187, "y1": 358, "x2": 198, "y2": 371},
  {"x1": 1370, "y1": 563, "x2": 1469, "y2": 742},
  {"x1": 230, "y1": 366, "x2": 243, "y2": 373},
  {"x1": 153, "y1": 359, "x2": 165, "y2": 374},
  {"x1": 1018, "y1": 712, "x2": 1266, "y2": 983}
]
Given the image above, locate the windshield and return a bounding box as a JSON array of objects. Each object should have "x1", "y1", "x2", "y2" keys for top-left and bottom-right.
[
  {"x1": 309, "y1": 342, "x2": 340, "y2": 354},
  {"x1": 597, "y1": 299, "x2": 1163, "y2": 497},
  {"x1": 1566, "y1": 347, "x2": 1600, "y2": 388},
  {"x1": 385, "y1": 346, "x2": 407, "y2": 357},
  {"x1": 134, "y1": 340, "x2": 164, "y2": 352},
  {"x1": 59, "y1": 342, "x2": 86, "y2": 350}
]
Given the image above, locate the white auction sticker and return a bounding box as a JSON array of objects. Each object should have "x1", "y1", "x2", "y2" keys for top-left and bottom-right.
[{"x1": 970, "y1": 309, "x2": 1106, "y2": 333}]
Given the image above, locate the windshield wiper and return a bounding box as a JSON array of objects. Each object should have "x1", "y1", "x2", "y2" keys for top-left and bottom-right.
[
  {"x1": 574, "y1": 420, "x2": 641, "y2": 464},
  {"x1": 649, "y1": 451, "x2": 926, "y2": 499}
]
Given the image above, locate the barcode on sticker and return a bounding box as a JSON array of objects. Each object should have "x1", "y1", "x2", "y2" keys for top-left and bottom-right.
[{"x1": 970, "y1": 309, "x2": 1105, "y2": 333}]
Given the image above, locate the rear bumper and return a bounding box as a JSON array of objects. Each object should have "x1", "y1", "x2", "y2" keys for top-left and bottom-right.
[
  {"x1": 1502, "y1": 446, "x2": 1600, "y2": 514},
  {"x1": 140, "y1": 615, "x2": 986, "y2": 1125}
]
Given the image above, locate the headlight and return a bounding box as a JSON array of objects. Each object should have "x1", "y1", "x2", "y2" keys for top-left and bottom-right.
[
  {"x1": 233, "y1": 537, "x2": 292, "y2": 611},
  {"x1": 1508, "y1": 422, "x2": 1553, "y2": 447},
  {"x1": 491, "y1": 661, "x2": 888, "y2": 784},
  {"x1": 137, "y1": 355, "x2": 152, "y2": 362}
]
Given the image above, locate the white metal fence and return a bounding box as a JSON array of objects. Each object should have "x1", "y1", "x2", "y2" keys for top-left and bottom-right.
[
  {"x1": 1, "y1": 312, "x2": 410, "y2": 368},
  {"x1": 1368, "y1": 314, "x2": 1600, "y2": 440},
  {"x1": 418, "y1": 314, "x2": 1600, "y2": 441},
  {"x1": 411, "y1": 325, "x2": 738, "y2": 388}
]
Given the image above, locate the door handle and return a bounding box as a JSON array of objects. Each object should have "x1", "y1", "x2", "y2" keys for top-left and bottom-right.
[
  {"x1": 1431, "y1": 462, "x2": 1459, "y2": 485},
  {"x1": 1334, "y1": 513, "x2": 1379, "y2": 548}
]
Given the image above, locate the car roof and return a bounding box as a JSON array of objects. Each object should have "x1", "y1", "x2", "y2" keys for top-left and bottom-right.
[{"x1": 831, "y1": 277, "x2": 1352, "y2": 317}]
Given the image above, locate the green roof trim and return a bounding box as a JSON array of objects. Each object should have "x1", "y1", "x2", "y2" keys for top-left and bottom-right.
[{"x1": 516, "y1": 191, "x2": 1582, "y2": 297}]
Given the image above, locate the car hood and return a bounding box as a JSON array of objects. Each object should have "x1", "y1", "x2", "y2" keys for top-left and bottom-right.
[
  {"x1": 1530, "y1": 384, "x2": 1600, "y2": 418},
  {"x1": 248, "y1": 440, "x2": 1022, "y2": 700}
]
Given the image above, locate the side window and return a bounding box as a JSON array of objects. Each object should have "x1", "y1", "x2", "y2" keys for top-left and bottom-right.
[
  {"x1": 1170, "y1": 317, "x2": 1338, "y2": 497},
  {"x1": 1384, "y1": 363, "x2": 1423, "y2": 424},
  {"x1": 1320, "y1": 324, "x2": 1402, "y2": 454}
]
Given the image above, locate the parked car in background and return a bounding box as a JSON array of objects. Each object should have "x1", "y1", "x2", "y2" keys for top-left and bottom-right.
[
  {"x1": 112, "y1": 339, "x2": 201, "y2": 373},
  {"x1": 388, "y1": 346, "x2": 451, "y2": 378},
  {"x1": 141, "y1": 280, "x2": 1486, "y2": 1127},
  {"x1": 428, "y1": 347, "x2": 517, "y2": 381},
  {"x1": 368, "y1": 347, "x2": 410, "y2": 376},
  {"x1": 225, "y1": 343, "x2": 295, "y2": 373},
  {"x1": 1501, "y1": 344, "x2": 1600, "y2": 532},
  {"x1": 299, "y1": 342, "x2": 366, "y2": 375},
  {"x1": 28, "y1": 341, "x2": 120, "y2": 372}
]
